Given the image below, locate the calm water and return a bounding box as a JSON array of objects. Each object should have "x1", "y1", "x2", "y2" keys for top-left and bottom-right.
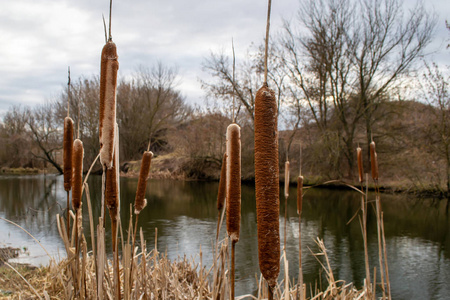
[{"x1": 0, "y1": 174, "x2": 449, "y2": 299}]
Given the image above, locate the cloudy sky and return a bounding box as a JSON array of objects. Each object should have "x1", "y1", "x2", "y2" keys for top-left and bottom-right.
[{"x1": 0, "y1": 0, "x2": 448, "y2": 116}]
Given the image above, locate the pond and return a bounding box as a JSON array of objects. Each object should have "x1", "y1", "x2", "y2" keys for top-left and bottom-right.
[{"x1": 0, "y1": 174, "x2": 449, "y2": 299}]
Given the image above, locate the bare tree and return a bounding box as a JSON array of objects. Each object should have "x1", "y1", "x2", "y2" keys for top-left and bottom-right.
[
  {"x1": 0, "y1": 105, "x2": 32, "y2": 167},
  {"x1": 421, "y1": 62, "x2": 450, "y2": 196},
  {"x1": 201, "y1": 44, "x2": 287, "y2": 126},
  {"x1": 117, "y1": 63, "x2": 189, "y2": 160},
  {"x1": 27, "y1": 102, "x2": 63, "y2": 173},
  {"x1": 281, "y1": 0, "x2": 436, "y2": 176},
  {"x1": 56, "y1": 76, "x2": 101, "y2": 167}
]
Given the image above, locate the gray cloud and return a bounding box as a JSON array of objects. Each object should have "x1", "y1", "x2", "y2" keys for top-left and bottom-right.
[{"x1": 0, "y1": 0, "x2": 448, "y2": 116}]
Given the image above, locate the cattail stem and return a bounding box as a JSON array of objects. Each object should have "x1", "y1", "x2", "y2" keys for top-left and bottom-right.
[
  {"x1": 297, "y1": 175, "x2": 304, "y2": 299},
  {"x1": 66, "y1": 192, "x2": 70, "y2": 242},
  {"x1": 216, "y1": 153, "x2": 227, "y2": 241},
  {"x1": 284, "y1": 161, "x2": 289, "y2": 250},
  {"x1": 231, "y1": 240, "x2": 236, "y2": 300},
  {"x1": 264, "y1": 0, "x2": 272, "y2": 84},
  {"x1": 268, "y1": 285, "x2": 274, "y2": 300}
]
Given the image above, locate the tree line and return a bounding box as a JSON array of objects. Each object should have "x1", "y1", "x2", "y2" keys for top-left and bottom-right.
[{"x1": 0, "y1": 0, "x2": 448, "y2": 195}]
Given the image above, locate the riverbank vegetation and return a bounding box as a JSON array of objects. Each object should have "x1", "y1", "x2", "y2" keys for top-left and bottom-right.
[{"x1": 0, "y1": 1, "x2": 448, "y2": 197}]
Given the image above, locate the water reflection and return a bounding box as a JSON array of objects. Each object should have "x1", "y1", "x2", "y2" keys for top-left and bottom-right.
[{"x1": 0, "y1": 175, "x2": 449, "y2": 299}]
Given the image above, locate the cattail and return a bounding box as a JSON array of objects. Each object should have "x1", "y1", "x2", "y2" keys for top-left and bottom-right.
[
  {"x1": 284, "y1": 161, "x2": 290, "y2": 198},
  {"x1": 217, "y1": 153, "x2": 227, "y2": 212},
  {"x1": 99, "y1": 40, "x2": 119, "y2": 169},
  {"x1": 254, "y1": 83, "x2": 280, "y2": 288},
  {"x1": 370, "y1": 141, "x2": 379, "y2": 181},
  {"x1": 297, "y1": 175, "x2": 303, "y2": 214},
  {"x1": 134, "y1": 151, "x2": 153, "y2": 214},
  {"x1": 72, "y1": 139, "x2": 84, "y2": 211},
  {"x1": 226, "y1": 124, "x2": 241, "y2": 242},
  {"x1": 105, "y1": 124, "x2": 120, "y2": 217},
  {"x1": 63, "y1": 117, "x2": 74, "y2": 191},
  {"x1": 357, "y1": 146, "x2": 364, "y2": 183}
]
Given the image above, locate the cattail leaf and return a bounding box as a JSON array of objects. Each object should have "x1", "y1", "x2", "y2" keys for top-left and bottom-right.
[
  {"x1": 217, "y1": 153, "x2": 227, "y2": 212},
  {"x1": 297, "y1": 176, "x2": 303, "y2": 214}
]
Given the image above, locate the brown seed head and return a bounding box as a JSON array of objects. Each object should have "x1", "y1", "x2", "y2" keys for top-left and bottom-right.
[
  {"x1": 370, "y1": 141, "x2": 379, "y2": 181},
  {"x1": 254, "y1": 84, "x2": 280, "y2": 288},
  {"x1": 134, "y1": 151, "x2": 153, "y2": 214},
  {"x1": 72, "y1": 139, "x2": 84, "y2": 211},
  {"x1": 297, "y1": 176, "x2": 303, "y2": 214},
  {"x1": 217, "y1": 153, "x2": 227, "y2": 212},
  {"x1": 105, "y1": 124, "x2": 120, "y2": 219},
  {"x1": 357, "y1": 146, "x2": 364, "y2": 183},
  {"x1": 226, "y1": 124, "x2": 241, "y2": 243},
  {"x1": 63, "y1": 117, "x2": 74, "y2": 191},
  {"x1": 99, "y1": 41, "x2": 119, "y2": 169},
  {"x1": 284, "y1": 161, "x2": 290, "y2": 198}
]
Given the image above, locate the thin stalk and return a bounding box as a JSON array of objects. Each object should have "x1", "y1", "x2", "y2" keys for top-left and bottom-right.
[
  {"x1": 284, "y1": 195, "x2": 287, "y2": 250},
  {"x1": 362, "y1": 174, "x2": 371, "y2": 295},
  {"x1": 381, "y1": 211, "x2": 391, "y2": 300},
  {"x1": 67, "y1": 191, "x2": 70, "y2": 242},
  {"x1": 264, "y1": 0, "x2": 272, "y2": 84},
  {"x1": 231, "y1": 240, "x2": 236, "y2": 299},
  {"x1": 111, "y1": 216, "x2": 120, "y2": 300},
  {"x1": 298, "y1": 213, "x2": 303, "y2": 300},
  {"x1": 268, "y1": 285, "x2": 274, "y2": 300},
  {"x1": 376, "y1": 192, "x2": 386, "y2": 298}
]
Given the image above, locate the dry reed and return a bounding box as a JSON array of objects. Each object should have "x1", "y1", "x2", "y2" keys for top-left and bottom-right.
[
  {"x1": 283, "y1": 161, "x2": 290, "y2": 250},
  {"x1": 217, "y1": 153, "x2": 227, "y2": 212},
  {"x1": 297, "y1": 176, "x2": 303, "y2": 215},
  {"x1": 284, "y1": 161, "x2": 290, "y2": 198}
]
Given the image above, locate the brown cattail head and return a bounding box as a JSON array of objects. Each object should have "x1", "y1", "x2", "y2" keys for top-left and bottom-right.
[
  {"x1": 134, "y1": 151, "x2": 153, "y2": 214},
  {"x1": 99, "y1": 40, "x2": 119, "y2": 169},
  {"x1": 357, "y1": 146, "x2": 364, "y2": 183},
  {"x1": 284, "y1": 161, "x2": 290, "y2": 198},
  {"x1": 72, "y1": 139, "x2": 84, "y2": 211},
  {"x1": 370, "y1": 141, "x2": 379, "y2": 181},
  {"x1": 254, "y1": 84, "x2": 280, "y2": 288},
  {"x1": 63, "y1": 117, "x2": 74, "y2": 192},
  {"x1": 105, "y1": 123, "x2": 120, "y2": 219},
  {"x1": 217, "y1": 153, "x2": 227, "y2": 212},
  {"x1": 226, "y1": 124, "x2": 241, "y2": 243},
  {"x1": 297, "y1": 175, "x2": 303, "y2": 214}
]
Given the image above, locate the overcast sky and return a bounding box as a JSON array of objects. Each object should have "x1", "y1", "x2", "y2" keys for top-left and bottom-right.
[{"x1": 0, "y1": 0, "x2": 448, "y2": 117}]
